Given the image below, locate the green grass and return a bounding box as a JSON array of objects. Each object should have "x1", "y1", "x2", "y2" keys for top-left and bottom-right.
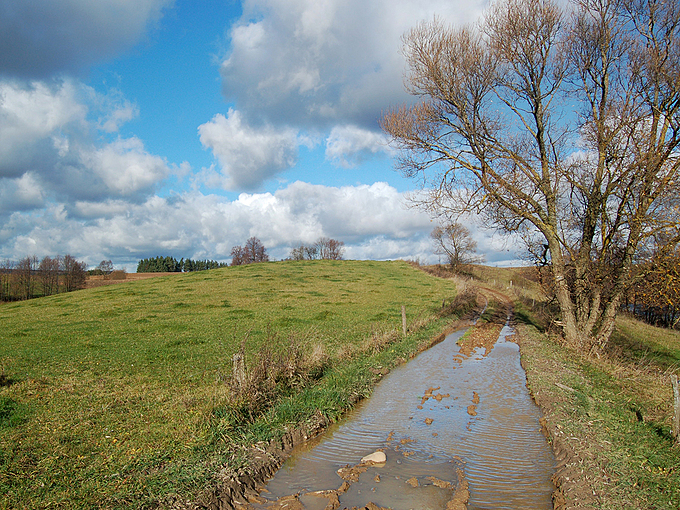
[
  {"x1": 0, "y1": 260, "x2": 459, "y2": 509},
  {"x1": 517, "y1": 316, "x2": 680, "y2": 509}
]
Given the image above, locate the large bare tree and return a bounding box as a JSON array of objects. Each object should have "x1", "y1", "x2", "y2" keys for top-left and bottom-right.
[
  {"x1": 431, "y1": 222, "x2": 484, "y2": 269},
  {"x1": 382, "y1": 0, "x2": 680, "y2": 351}
]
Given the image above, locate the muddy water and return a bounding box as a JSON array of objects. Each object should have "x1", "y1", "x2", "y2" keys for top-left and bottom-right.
[{"x1": 255, "y1": 325, "x2": 555, "y2": 509}]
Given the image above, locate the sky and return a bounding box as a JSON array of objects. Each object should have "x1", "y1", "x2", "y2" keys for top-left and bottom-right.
[{"x1": 0, "y1": 0, "x2": 522, "y2": 270}]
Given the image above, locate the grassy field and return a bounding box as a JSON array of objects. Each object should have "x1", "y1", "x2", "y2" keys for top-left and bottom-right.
[{"x1": 0, "y1": 260, "x2": 462, "y2": 509}]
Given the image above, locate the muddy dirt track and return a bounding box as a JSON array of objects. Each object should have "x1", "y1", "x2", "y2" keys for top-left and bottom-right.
[{"x1": 225, "y1": 291, "x2": 556, "y2": 510}]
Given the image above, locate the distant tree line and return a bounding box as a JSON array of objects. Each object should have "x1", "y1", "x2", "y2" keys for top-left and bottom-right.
[
  {"x1": 288, "y1": 237, "x2": 345, "y2": 261},
  {"x1": 136, "y1": 256, "x2": 229, "y2": 273},
  {"x1": 0, "y1": 255, "x2": 87, "y2": 302}
]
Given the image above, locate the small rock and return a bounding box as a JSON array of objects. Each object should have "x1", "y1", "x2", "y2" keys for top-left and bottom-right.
[
  {"x1": 361, "y1": 451, "x2": 387, "y2": 464},
  {"x1": 406, "y1": 477, "x2": 419, "y2": 488},
  {"x1": 425, "y1": 417, "x2": 434, "y2": 425}
]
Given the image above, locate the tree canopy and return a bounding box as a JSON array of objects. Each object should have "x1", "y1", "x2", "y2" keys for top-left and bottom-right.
[
  {"x1": 382, "y1": 0, "x2": 680, "y2": 351},
  {"x1": 230, "y1": 237, "x2": 269, "y2": 266}
]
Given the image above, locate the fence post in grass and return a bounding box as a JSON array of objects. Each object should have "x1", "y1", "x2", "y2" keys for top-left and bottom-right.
[
  {"x1": 672, "y1": 374, "x2": 680, "y2": 443},
  {"x1": 402, "y1": 305, "x2": 407, "y2": 336},
  {"x1": 233, "y1": 352, "x2": 246, "y2": 390}
]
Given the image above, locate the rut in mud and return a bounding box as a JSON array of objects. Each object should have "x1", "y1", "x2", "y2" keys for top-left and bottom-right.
[{"x1": 239, "y1": 306, "x2": 556, "y2": 510}]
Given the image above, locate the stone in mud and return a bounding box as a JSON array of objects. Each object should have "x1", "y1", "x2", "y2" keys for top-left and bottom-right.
[
  {"x1": 337, "y1": 465, "x2": 369, "y2": 482},
  {"x1": 268, "y1": 494, "x2": 306, "y2": 510},
  {"x1": 360, "y1": 451, "x2": 386, "y2": 464},
  {"x1": 425, "y1": 417, "x2": 434, "y2": 425},
  {"x1": 406, "y1": 477, "x2": 419, "y2": 487},
  {"x1": 374, "y1": 474, "x2": 381, "y2": 483},
  {"x1": 472, "y1": 391, "x2": 480, "y2": 404},
  {"x1": 467, "y1": 405, "x2": 477, "y2": 416},
  {"x1": 364, "y1": 503, "x2": 390, "y2": 510},
  {"x1": 426, "y1": 476, "x2": 453, "y2": 489}
]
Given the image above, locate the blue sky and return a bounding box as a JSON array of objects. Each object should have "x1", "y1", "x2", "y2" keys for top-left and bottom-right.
[{"x1": 0, "y1": 0, "x2": 520, "y2": 270}]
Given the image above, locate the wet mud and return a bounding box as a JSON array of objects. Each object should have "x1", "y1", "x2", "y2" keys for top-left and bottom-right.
[{"x1": 239, "y1": 320, "x2": 556, "y2": 510}]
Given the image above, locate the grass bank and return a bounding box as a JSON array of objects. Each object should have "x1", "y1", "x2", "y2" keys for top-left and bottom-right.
[
  {"x1": 495, "y1": 274, "x2": 680, "y2": 509},
  {"x1": 0, "y1": 260, "x2": 462, "y2": 509}
]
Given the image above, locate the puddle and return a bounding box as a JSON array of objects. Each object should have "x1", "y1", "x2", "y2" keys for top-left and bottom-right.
[{"x1": 252, "y1": 325, "x2": 555, "y2": 509}]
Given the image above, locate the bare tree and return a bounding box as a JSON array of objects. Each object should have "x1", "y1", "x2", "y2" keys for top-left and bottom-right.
[
  {"x1": 431, "y1": 223, "x2": 484, "y2": 269},
  {"x1": 16, "y1": 255, "x2": 38, "y2": 300},
  {"x1": 289, "y1": 238, "x2": 344, "y2": 260},
  {"x1": 289, "y1": 244, "x2": 318, "y2": 261},
  {"x1": 96, "y1": 260, "x2": 114, "y2": 275},
  {"x1": 62, "y1": 254, "x2": 86, "y2": 292},
  {"x1": 231, "y1": 237, "x2": 269, "y2": 266},
  {"x1": 0, "y1": 259, "x2": 14, "y2": 301},
  {"x1": 39, "y1": 255, "x2": 61, "y2": 296},
  {"x1": 315, "y1": 237, "x2": 345, "y2": 260},
  {"x1": 382, "y1": 0, "x2": 680, "y2": 351}
]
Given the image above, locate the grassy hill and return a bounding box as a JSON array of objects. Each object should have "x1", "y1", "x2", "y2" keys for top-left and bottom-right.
[{"x1": 0, "y1": 260, "x2": 462, "y2": 508}]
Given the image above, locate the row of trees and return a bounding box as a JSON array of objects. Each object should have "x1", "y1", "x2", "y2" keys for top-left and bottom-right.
[
  {"x1": 288, "y1": 237, "x2": 345, "y2": 261},
  {"x1": 0, "y1": 255, "x2": 87, "y2": 302},
  {"x1": 136, "y1": 256, "x2": 229, "y2": 273},
  {"x1": 137, "y1": 236, "x2": 346, "y2": 271}
]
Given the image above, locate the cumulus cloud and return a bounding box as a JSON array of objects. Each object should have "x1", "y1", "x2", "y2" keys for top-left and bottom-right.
[
  {"x1": 0, "y1": 80, "x2": 87, "y2": 177},
  {"x1": 0, "y1": 173, "x2": 45, "y2": 213},
  {"x1": 0, "y1": 181, "x2": 442, "y2": 267},
  {"x1": 198, "y1": 109, "x2": 299, "y2": 190},
  {"x1": 325, "y1": 125, "x2": 393, "y2": 167},
  {"x1": 79, "y1": 137, "x2": 170, "y2": 197},
  {"x1": 0, "y1": 0, "x2": 173, "y2": 79},
  {"x1": 221, "y1": 0, "x2": 487, "y2": 129},
  {"x1": 210, "y1": 0, "x2": 488, "y2": 188},
  {"x1": 0, "y1": 78, "x2": 177, "y2": 208}
]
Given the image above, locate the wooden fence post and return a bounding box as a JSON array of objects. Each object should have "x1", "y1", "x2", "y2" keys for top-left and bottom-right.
[
  {"x1": 672, "y1": 374, "x2": 680, "y2": 443},
  {"x1": 402, "y1": 305, "x2": 407, "y2": 336},
  {"x1": 233, "y1": 352, "x2": 246, "y2": 390}
]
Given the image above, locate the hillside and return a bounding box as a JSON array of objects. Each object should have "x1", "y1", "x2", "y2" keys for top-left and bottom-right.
[{"x1": 0, "y1": 260, "x2": 462, "y2": 508}]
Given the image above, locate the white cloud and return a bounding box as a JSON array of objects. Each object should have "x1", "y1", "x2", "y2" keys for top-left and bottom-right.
[
  {"x1": 0, "y1": 0, "x2": 173, "y2": 79},
  {"x1": 0, "y1": 78, "x2": 173, "y2": 204},
  {"x1": 208, "y1": 0, "x2": 488, "y2": 189},
  {"x1": 0, "y1": 79, "x2": 87, "y2": 177},
  {"x1": 80, "y1": 137, "x2": 170, "y2": 196},
  {"x1": 0, "y1": 179, "x2": 524, "y2": 268},
  {"x1": 0, "y1": 173, "x2": 45, "y2": 212},
  {"x1": 221, "y1": 0, "x2": 488, "y2": 129},
  {"x1": 198, "y1": 109, "x2": 299, "y2": 190},
  {"x1": 325, "y1": 125, "x2": 393, "y2": 167},
  {"x1": 91, "y1": 90, "x2": 139, "y2": 133},
  {"x1": 0, "y1": 182, "x2": 438, "y2": 266}
]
